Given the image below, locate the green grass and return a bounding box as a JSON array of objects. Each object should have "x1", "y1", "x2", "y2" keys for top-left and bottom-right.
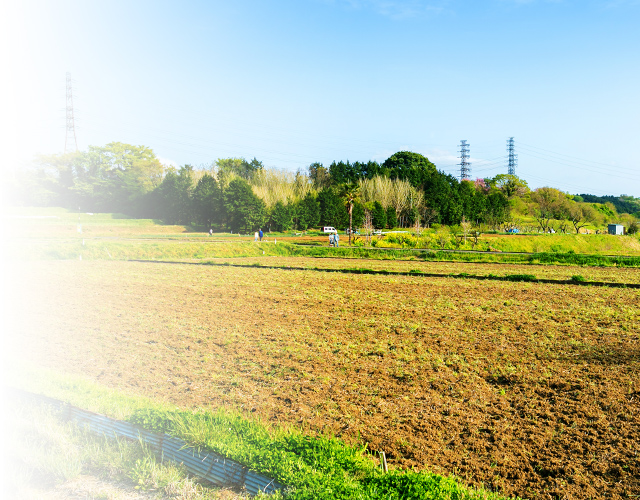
[
  {"x1": 484, "y1": 233, "x2": 640, "y2": 255},
  {"x1": 11, "y1": 367, "x2": 518, "y2": 500},
  {"x1": 10, "y1": 235, "x2": 640, "y2": 269},
  {"x1": 7, "y1": 395, "x2": 231, "y2": 499},
  {"x1": 503, "y1": 274, "x2": 538, "y2": 282},
  {"x1": 369, "y1": 230, "x2": 640, "y2": 256}
]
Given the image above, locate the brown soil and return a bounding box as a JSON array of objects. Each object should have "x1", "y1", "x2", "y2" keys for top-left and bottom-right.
[
  {"x1": 7, "y1": 260, "x2": 640, "y2": 500},
  {"x1": 210, "y1": 255, "x2": 640, "y2": 284}
]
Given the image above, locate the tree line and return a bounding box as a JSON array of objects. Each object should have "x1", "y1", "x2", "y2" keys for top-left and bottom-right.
[{"x1": 12, "y1": 142, "x2": 638, "y2": 234}]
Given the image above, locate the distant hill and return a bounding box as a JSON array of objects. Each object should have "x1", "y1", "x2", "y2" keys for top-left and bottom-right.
[{"x1": 578, "y1": 194, "x2": 640, "y2": 216}]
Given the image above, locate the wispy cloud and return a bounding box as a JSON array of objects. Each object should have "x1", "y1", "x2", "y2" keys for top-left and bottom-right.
[
  {"x1": 326, "y1": 0, "x2": 451, "y2": 19},
  {"x1": 158, "y1": 157, "x2": 178, "y2": 168},
  {"x1": 597, "y1": 0, "x2": 640, "y2": 8}
]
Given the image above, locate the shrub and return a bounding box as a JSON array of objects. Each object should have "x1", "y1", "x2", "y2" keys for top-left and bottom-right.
[{"x1": 504, "y1": 274, "x2": 537, "y2": 282}]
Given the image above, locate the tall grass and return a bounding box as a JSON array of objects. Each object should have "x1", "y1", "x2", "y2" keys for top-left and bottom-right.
[{"x1": 6, "y1": 395, "x2": 232, "y2": 499}]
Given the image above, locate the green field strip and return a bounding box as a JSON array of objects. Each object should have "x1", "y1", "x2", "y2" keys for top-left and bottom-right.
[{"x1": 127, "y1": 259, "x2": 640, "y2": 288}]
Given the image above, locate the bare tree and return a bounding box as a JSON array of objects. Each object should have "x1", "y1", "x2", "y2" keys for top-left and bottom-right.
[
  {"x1": 391, "y1": 179, "x2": 412, "y2": 224},
  {"x1": 530, "y1": 187, "x2": 566, "y2": 233},
  {"x1": 252, "y1": 168, "x2": 314, "y2": 208},
  {"x1": 569, "y1": 203, "x2": 596, "y2": 234},
  {"x1": 421, "y1": 206, "x2": 439, "y2": 228},
  {"x1": 461, "y1": 216, "x2": 471, "y2": 244},
  {"x1": 413, "y1": 214, "x2": 423, "y2": 237},
  {"x1": 363, "y1": 210, "x2": 374, "y2": 244}
]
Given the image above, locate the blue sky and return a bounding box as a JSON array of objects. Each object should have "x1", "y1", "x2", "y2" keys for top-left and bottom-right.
[{"x1": 2, "y1": 0, "x2": 639, "y2": 196}]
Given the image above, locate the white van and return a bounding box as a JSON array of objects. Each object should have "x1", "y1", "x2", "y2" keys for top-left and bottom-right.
[{"x1": 322, "y1": 226, "x2": 337, "y2": 233}]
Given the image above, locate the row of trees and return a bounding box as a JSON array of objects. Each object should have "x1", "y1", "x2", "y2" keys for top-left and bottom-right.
[{"x1": 13, "y1": 142, "x2": 638, "y2": 235}]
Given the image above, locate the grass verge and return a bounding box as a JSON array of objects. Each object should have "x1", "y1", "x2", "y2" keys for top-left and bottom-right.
[
  {"x1": 10, "y1": 237, "x2": 640, "y2": 268},
  {"x1": 9, "y1": 367, "x2": 518, "y2": 500},
  {"x1": 5, "y1": 394, "x2": 243, "y2": 499}
]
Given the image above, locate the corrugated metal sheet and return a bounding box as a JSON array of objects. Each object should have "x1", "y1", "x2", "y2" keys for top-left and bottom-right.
[{"x1": 10, "y1": 388, "x2": 283, "y2": 496}]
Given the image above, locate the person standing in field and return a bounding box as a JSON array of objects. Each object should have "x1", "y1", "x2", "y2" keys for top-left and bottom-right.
[
  {"x1": 254, "y1": 231, "x2": 259, "y2": 242},
  {"x1": 259, "y1": 228, "x2": 264, "y2": 241},
  {"x1": 334, "y1": 231, "x2": 339, "y2": 247},
  {"x1": 329, "y1": 233, "x2": 334, "y2": 246},
  {"x1": 209, "y1": 228, "x2": 213, "y2": 236}
]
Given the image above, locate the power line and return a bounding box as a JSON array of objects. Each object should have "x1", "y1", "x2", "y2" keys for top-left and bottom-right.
[
  {"x1": 518, "y1": 148, "x2": 640, "y2": 183},
  {"x1": 518, "y1": 141, "x2": 638, "y2": 175},
  {"x1": 522, "y1": 173, "x2": 615, "y2": 196}
]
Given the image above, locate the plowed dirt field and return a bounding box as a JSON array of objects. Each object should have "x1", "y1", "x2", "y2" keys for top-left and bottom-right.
[{"x1": 7, "y1": 259, "x2": 640, "y2": 499}]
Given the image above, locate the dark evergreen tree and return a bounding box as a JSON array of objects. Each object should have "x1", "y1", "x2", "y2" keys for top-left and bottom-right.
[
  {"x1": 458, "y1": 179, "x2": 486, "y2": 223},
  {"x1": 295, "y1": 193, "x2": 320, "y2": 229},
  {"x1": 484, "y1": 191, "x2": 510, "y2": 226},
  {"x1": 352, "y1": 201, "x2": 365, "y2": 229},
  {"x1": 318, "y1": 188, "x2": 348, "y2": 228},
  {"x1": 352, "y1": 160, "x2": 382, "y2": 179},
  {"x1": 579, "y1": 194, "x2": 640, "y2": 215},
  {"x1": 192, "y1": 174, "x2": 222, "y2": 227},
  {"x1": 308, "y1": 163, "x2": 331, "y2": 190},
  {"x1": 241, "y1": 157, "x2": 264, "y2": 180},
  {"x1": 223, "y1": 178, "x2": 266, "y2": 233},
  {"x1": 269, "y1": 201, "x2": 293, "y2": 231},
  {"x1": 157, "y1": 166, "x2": 194, "y2": 224},
  {"x1": 386, "y1": 205, "x2": 397, "y2": 229},
  {"x1": 381, "y1": 151, "x2": 437, "y2": 189},
  {"x1": 371, "y1": 201, "x2": 387, "y2": 229},
  {"x1": 423, "y1": 172, "x2": 461, "y2": 225},
  {"x1": 329, "y1": 161, "x2": 356, "y2": 185}
]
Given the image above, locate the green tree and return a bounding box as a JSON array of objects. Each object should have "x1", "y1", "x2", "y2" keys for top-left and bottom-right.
[
  {"x1": 352, "y1": 201, "x2": 365, "y2": 229},
  {"x1": 224, "y1": 178, "x2": 266, "y2": 233},
  {"x1": 295, "y1": 193, "x2": 320, "y2": 230},
  {"x1": 568, "y1": 202, "x2": 596, "y2": 234},
  {"x1": 386, "y1": 205, "x2": 397, "y2": 229},
  {"x1": 35, "y1": 142, "x2": 164, "y2": 213},
  {"x1": 318, "y1": 188, "x2": 347, "y2": 228},
  {"x1": 529, "y1": 187, "x2": 566, "y2": 232},
  {"x1": 269, "y1": 201, "x2": 294, "y2": 231},
  {"x1": 308, "y1": 162, "x2": 331, "y2": 190},
  {"x1": 484, "y1": 191, "x2": 510, "y2": 228},
  {"x1": 381, "y1": 151, "x2": 437, "y2": 189},
  {"x1": 459, "y1": 179, "x2": 485, "y2": 223},
  {"x1": 157, "y1": 166, "x2": 195, "y2": 224},
  {"x1": 423, "y1": 172, "x2": 461, "y2": 225},
  {"x1": 216, "y1": 157, "x2": 263, "y2": 182},
  {"x1": 371, "y1": 201, "x2": 387, "y2": 229},
  {"x1": 192, "y1": 173, "x2": 222, "y2": 228},
  {"x1": 489, "y1": 174, "x2": 529, "y2": 198}
]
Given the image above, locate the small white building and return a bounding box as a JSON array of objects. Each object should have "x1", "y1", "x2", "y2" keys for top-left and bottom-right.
[{"x1": 608, "y1": 224, "x2": 625, "y2": 235}]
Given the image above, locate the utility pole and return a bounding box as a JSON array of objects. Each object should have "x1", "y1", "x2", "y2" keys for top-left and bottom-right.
[
  {"x1": 507, "y1": 137, "x2": 517, "y2": 175},
  {"x1": 459, "y1": 140, "x2": 471, "y2": 181},
  {"x1": 64, "y1": 72, "x2": 78, "y2": 153}
]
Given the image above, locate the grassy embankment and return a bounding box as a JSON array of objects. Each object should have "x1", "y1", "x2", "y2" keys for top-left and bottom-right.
[
  {"x1": 9, "y1": 368, "x2": 516, "y2": 500},
  {"x1": 369, "y1": 230, "x2": 640, "y2": 255}
]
